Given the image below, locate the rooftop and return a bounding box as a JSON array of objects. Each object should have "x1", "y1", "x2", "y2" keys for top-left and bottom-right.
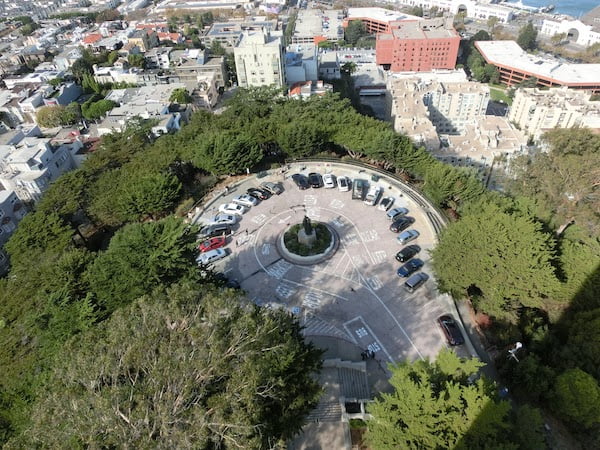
[
  {"x1": 475, "y1": 40, "x2": 600, "y2": 85},
  {"x1": 385, "y1": 17, "x2": 458, "y2": 40},
  {"x1": 347, "y1": 7, "x2": 421, "y2": 23}
]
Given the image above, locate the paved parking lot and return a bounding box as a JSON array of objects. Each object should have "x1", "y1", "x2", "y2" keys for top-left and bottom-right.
[{"x1": 194, "y1": 162, "x2": 475, "y2": 364}]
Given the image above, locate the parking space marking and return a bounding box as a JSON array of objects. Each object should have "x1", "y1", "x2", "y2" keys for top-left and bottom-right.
[
  {"x1": 367, "y1": 275, "x2": 383, "y2": 291},
  {"x1": 275, "y1": 283, "x2": 297, "y2": 300},
  {"x1": 360, "y1": 229, "x2": 379, "y2": 243},
  {"x1": 237, "y1": 233, "x2": 256, "y2": 247},
  {"x1": 303, "y1": 195, "x2": 318, "y2": 206},
  {"x1": 346, "y1": 252, "x2": 424, "y2": 361},
  {"x1": 330, "y1": 199, "x2": 345, "y2": 209},
  {"x1": 371, "y1": 250, "x2": 387, "y2": 264},
  {"x1": 281, "y1": 278, "x2": 349, "y2": 301},
  {"x1": 303, "y1": 291, "x2": 322, "y2": 310},
  {"x1": 252, "y1": 214, "x2": 268, "y2": 225},
  {"x1": 341, "y1": 232, "x2": 359, "y2": 247},
  {"x1": 267, "y1": 260, "x2": 293, "y2": 279},
  {"x1": 261, "y1": 243, "x2": 271, "y2": 255},
  {"x1": 343, "y1": 316, "x2": 393, "y2": 362}
]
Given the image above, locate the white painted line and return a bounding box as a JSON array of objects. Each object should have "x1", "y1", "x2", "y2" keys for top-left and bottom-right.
[
  {"x1": 347, "y1": 251, "x2": 425, "y2": 360},
  {"x1": 343, "y1": 316, "x2": 393, "y2": 362},
  {"x1": 281, "y1": 278, "x2": 349, "y2": 301}
]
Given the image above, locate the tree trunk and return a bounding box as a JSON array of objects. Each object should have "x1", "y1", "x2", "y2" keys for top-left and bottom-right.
[{"x1": 556, "y1": 217, "x2": 574, "y2": 236}]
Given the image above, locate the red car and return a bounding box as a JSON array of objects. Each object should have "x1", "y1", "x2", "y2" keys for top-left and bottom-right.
[{"x1": 198, "y1": 236, "x2": 226, "y2": 253}]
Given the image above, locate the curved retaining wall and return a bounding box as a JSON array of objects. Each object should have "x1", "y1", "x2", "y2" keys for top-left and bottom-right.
[{"x1": 277, "y1": 223, "x2": 340, "y2": 266}]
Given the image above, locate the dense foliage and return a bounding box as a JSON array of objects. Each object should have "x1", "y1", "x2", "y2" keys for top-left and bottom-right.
[
  {"x1": 0, "y1": 87, "x2": 598, "y2": 446},
  {"x1": 367, "y1": 350, "x2": 545, "y2": 449},
  {"x1": 7, "y1": 283, "x2": 322, "y2": 449}
]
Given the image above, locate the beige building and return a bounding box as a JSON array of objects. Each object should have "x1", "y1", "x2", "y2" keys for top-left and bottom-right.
[
  {"x1": 508, "y1": 87, "x2": 600, "y2": 141},
  {"x1": 388, "y1": 73, "x2": 527, "y2": 188},
  {"x1": 234, "y1": 28, "x2": 285, "y2": 88}
]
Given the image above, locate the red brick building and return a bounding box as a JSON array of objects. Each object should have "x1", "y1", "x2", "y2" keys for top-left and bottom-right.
[{"x1": 376, "y1": 18, "x2": 460, "y2": 72}]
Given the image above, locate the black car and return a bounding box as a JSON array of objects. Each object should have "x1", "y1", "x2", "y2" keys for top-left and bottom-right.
[
  {"x1": 247, "y1": 187, "x2": 270, "y2": 200},
  {"x1": 395, "y1": 245, "x2": 421, "y2": 262},
  {"x1": 390, "y1": 216, "x2": 414, "y2": 233},
  {"x1": 397, "y1": 258, "x2": 424, "y2": 277},
  {"x1": 437, "y1": 315, "x2": 465, "y2": 346},
  {"x1": 308, "y1": 172, "x2": 322, "y2": 188},
  {"x1": 291, "y1": 174, "x2": 309, "y2": 190}
]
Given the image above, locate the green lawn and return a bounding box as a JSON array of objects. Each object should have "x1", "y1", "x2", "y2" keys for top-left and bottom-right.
[{"x1": 489, "y1": 87, "x2": 512, "y2": 105}]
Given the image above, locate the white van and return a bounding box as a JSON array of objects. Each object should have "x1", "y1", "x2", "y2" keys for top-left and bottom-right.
[{"x1": 364, "y1": 185, "x2": 382, "y2": 206}]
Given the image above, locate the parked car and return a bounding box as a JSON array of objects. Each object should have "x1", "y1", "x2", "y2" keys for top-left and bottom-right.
[
  {"x1": 395, "y1": 245, "x2": 421, "y2": 262},
  {"x1": 308, "y1": 172, "x2": 322, "y2": 188},
  {"x1": 260, "y1": 181, "x2": 283, "y2": 195},
  {"x1": 232, "y1": 194, "x2": 258, "y2": 208},
  {"x1": 198, "y1": 236, "x2": 226, "y2": 253},
  {"x1": 218, "y1": 203, "x2": 247, "y2": 216},
  {"x1": 352, "y1": 179, "x2": 367, "y2": 200},
  {"x1": 196, "y1": 248, "x2": 228, "y2": 265},
  {"x1": 387, "y1": 207, "x2": 409, "y2": 220},
  {"x1": 338, "y1": 176, "x2": 350, "y2": 192},
  {"x1": 390, "y1": 216, "x2": 414, "y2": 233},
  {"x1": 437, "y1": 315, "x2": 465, "y2": 346},
  {"x1": 378, "y1": 196, "x2": 394, "y2": 211},
  {"x1": 397, "y1": 258, "x2": 424, "y2": 277},
  {"x1": 209, "y1": 214, "x2": 238, "y2": 226},
  {"x1": 247, "y1": 187, "x2": 270, "y2": 200},
  {"x1": 404, "y1": 272, "x2": 428, "y2": 293},
  {"x1": 397, "y1": 229, "x2": 419, "y2": 244},
  {"x1": 291, "y1": 173, "x2": 309, "y2": 190},
  {"x1": 364, "y1": 185, "x2": 382, "y2": 206},
  {"x1": 198, "y1": 223, "x2": 232, "y2": 239},
  {"x1": 323, "y1": 173, "x2": 336, "y2": 188}
]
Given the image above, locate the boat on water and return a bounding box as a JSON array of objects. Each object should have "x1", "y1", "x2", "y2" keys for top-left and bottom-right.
[{"x1": 540, "y1": 4, "x2": 555, "y2": 13}]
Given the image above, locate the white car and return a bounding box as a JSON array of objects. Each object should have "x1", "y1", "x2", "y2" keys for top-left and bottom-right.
[
  {"x1": 378, "y1": 196, "x2": 394, "y2": 211},
  {"x1": 364, "y1": 185, "x2": 382, "y2": 206},
  {"x1": 323, "y1": 173, "x2": 336, "y2": 188},
  {"x1": 338, "y1": 176, "x2": 350, "y2": 192},
  {"x1": 218, "y1": 203, "x2": 247, "y2": 216},
  {"x1": 209, "y1": 214, "x2": 238, "y2": 226},
  {"x1": 196, "y1": 248, "x2": 227, "y2": 265},
  {"x1": 232, "y1": 194, "x2": 258, "y2": 208}
]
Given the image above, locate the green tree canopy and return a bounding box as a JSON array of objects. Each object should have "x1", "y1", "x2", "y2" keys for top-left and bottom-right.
[
  {"x1": 81, "y1": 98, "x2": 118, "y2": 120},
  {"x1": 9, "y1": 283, "x2": 323, "y2": 449},
  {"x1": 510, "y1": 128, "x2": 600, "y2": 236},
  {"x1": 517, "y1": 22, "x2": 538, "y2": 51},
  {"x1": 116, "y1": 171, "x2": 182, "y2": 221},
  {"x1": 35, "y1": 105, "x2": 78, "y2": 128},
  {"x1": 366, "y1": 350, "x2": 513, "y2": 449},
  {"x1": 553, "y1": 368, "x2": 600, "y2": 428},
  {"x1": 345, "y1": 20, "x2": 366, "y2": 46},
  {"x1": 85, "y1": 217, "x2": 196, "y2": 314},
  {"x1": 277, "y1": 121, "x2": 325, "y2": 157},
  {"x1": 431, "y1": 200, "x2": 560, "y2": 322},
  {"x1": 169, "y1": 87, "x2": 193, "y2": 104},
  {"x1": 192, "y1": 130, "x2": 262, "y2": 175}
]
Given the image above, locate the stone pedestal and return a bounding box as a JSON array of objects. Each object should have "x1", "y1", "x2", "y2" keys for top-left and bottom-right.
[{"x1": 298, "y1": 228, "x2": 317, "y2": 247}]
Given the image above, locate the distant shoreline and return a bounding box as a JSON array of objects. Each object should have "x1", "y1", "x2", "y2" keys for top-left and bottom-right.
[{"x1": 503, "y1": 0, "x2": 595, "y2": 19}]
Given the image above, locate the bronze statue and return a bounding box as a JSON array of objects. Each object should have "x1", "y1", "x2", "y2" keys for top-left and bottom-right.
[{"x1": 302, "y1": 215, "x2": 312, "y2": 234}]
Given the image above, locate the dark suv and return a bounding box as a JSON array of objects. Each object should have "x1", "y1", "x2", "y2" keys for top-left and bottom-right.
[
  {"x1": 390, "y1": 216, "x2": 414, "y2": 233},
  {"x1": 395, "y1": 245, "x2": 421, "y2": 262},
  {"x1": 308, "y1": 172, "x2": 322, "y2": 188},
  {"x1": 291, "y1": 174, "x2": 309, "y2": 190}
]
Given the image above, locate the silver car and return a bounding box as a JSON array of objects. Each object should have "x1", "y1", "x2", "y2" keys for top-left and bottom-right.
[{"x1": 232, "y1": 194, "x2": 258, "y2": 208}]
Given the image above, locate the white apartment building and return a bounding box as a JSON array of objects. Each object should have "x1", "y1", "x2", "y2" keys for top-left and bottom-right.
[
  {"x1": 393, "y1": 0, "x2": 513, "y2": 23},
  {"x1": 0, "y1": 189, "x2": 27, "y2": 275},
  {"x1": 0, "y1": 137, "x2": 79, "y2": 202},
  {"x1": 509, "y1": 87, "x2": 600, "y2": 141},
  {"x1": 540, "y1": 19, "x2": 600, "y2": 48},
  {"x1": 234, "y1": 28, "x2": 285, "y2": 88}
]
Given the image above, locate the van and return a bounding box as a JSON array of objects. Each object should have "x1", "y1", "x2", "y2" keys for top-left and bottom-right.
[
  {"x1": 404, "y1": 272, "x2": 427, "y2": 293},
  {"x1": 196, "y1": 248, "x2": 227, "y2": 265},
  {"x1": 364, "y1": 185, "x2": 382, "y2": 206}
]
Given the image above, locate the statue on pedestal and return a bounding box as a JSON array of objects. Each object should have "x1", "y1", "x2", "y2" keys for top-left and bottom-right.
[{"x1": 302, "y1": 216, "x2": 313, "y2": 235}]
